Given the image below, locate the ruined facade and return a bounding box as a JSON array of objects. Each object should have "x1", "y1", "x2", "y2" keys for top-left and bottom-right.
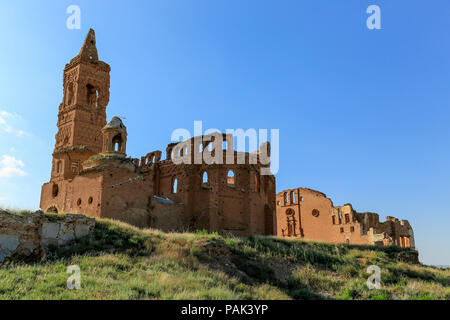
[
  {"x1": 275, "y1": 187, "x2": 415, "y2": 248},
  {"x1": 40, "y1": 29, "x2": 415, "y2": 248},
  {"x1": 40, "y1": 29, "x2": 276, "y2": 236}
]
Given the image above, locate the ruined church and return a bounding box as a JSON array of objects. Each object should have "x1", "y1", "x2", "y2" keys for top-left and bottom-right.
[
  {"x1": 275, "y1": 188, "x2": 415, "y2": 248},
  {"x1": 40, "y1": 29, "x2": 276, "y2": 236},
  {"x1": 40, "y1": 29, "x2": 415, "y2": 248}
]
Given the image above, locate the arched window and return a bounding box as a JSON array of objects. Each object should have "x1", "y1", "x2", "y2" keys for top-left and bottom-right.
[
  {"x1": 47, "y1": 206, "x2": 58, "y2": 213},
  {"x1": 226, "y1": 170, "x2": 235, "y2": 186},
  {"x1": 112, "y1": 134, "x2": 122, "y2": 152},
  {"x1": 202, "y1": 171, "x2": 208, "y2": 184},
  {"x1": 86, "y1": 84, "x2": 98, "y2": 107},
  {"x1": 66, "y1": 82, "x2": 74, "y2": 105},
  {"x1": 52, "y1": 184, "x2": 59, "y2": 198},
  {"x1": 95, "y1": 90, "x2": 99, "y2": 107},
  {"x1": 172, "y1": 177, "x2": 178, "y2": 194}
]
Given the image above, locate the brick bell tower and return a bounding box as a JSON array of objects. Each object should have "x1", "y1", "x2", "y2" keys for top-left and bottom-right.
[{"x1": 51, "y1": 29, "x2": 111, "y2": 181}]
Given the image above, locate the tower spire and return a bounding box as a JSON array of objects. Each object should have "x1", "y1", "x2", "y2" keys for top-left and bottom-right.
[
  {"x1": 51, "y1": 27, "x2": 110, "y2": 180},
  {"x1": 78, "y1": 28, "x2": 98, "y2": 62}
]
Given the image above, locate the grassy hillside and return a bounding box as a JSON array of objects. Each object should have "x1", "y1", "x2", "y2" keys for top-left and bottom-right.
[{"x1": 0, "y1": 212, "x2": 448, "y2": 300}]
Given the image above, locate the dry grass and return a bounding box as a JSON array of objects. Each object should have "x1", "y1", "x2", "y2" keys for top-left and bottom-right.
[{"x1": 0, "y1": 211, "x2": 448, "y2": 300}]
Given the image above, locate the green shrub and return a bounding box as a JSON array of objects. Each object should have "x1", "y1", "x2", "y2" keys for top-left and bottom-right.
[
  {"x1": 190, "y1": 246, "x2": 201, "y2": 257},
  {"x1": 370, "y1": 290, "x2": 390, "y2": 300}
]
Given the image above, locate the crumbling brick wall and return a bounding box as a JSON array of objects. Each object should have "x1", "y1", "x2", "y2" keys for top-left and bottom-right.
[
  {"x1": 0, "y1": 210, "x2": 94, "y2": 263},
  {"x1": 149, "y1": 196, "x2": 184, "y2": 232},
  {"x1": 275, "y1": 187, "x2": 416, "y2": 249},
  {"x1": 0, "y1": 211, "x2": 44, "y2": 263},
  {"x1": 40, "y1": 29, "x2": 276, "y2": 237}
]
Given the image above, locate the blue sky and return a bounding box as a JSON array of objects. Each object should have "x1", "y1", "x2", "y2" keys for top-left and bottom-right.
[{"x1": 0, "y1": 0, "x2": 449, "y2": 265}]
